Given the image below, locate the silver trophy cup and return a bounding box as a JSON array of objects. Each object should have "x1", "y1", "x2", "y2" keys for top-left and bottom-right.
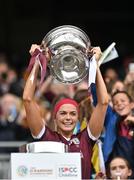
[{"x1": 42, "y1": 25, "x2": 91, "y2": 84}]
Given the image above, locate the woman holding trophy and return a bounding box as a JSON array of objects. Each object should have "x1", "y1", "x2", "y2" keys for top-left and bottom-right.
[{"x1": 23, "y1": 25, "x2": 109, "y2": 179}]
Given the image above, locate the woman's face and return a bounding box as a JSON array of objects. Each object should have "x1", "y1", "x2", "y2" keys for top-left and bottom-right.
[
  {"x1": 110, "y1": 158, "x2": 132, "y2": 180},
  {"x1": 55, "y1": 104, "x2": 78, "y2": 138},
  {"x1": 112, "y1": 93, "x2": 132, "y2": 116}
]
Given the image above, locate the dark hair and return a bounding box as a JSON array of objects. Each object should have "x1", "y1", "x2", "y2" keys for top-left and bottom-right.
[
  {"x1": 112, "y1": 90, "x2": 133, "y2": 102},
  {"x1": 51, "y1": 93, "x2": 69, "y2": 110}
]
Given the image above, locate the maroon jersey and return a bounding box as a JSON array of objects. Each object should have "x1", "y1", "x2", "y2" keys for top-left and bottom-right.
[{"x1": 39, "y1": 126, "x2": 94, "y2": 179}]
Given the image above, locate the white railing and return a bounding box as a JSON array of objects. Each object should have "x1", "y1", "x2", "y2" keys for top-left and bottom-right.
[{"x1": 0, "y1": 141, "x2": 27, "y2": 148}]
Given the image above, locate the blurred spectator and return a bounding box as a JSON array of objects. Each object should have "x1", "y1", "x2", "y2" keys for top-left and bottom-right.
[
  {"x1": 0, "y1": 55, "x2": 10, "y2": 95},
  {"x1": 95, "y1": 156, "x2": 132, "y2": 179},
  {"x1": 0, "y1": 93, "x2": 32, "y2": 152},
  {"x1": 124, "y1": 71, "x2": 134, "y2": 86},
  {"x1": 103, "y1": 68, "x2": 118, "y2": 84},
  {"x1": 111, "y1": 80, "x2": 126, "y2": 94},
  {"x1": 0, "y1": 93, "x2": 21, "y2": 123},
  {"x1": 107, "y1": 156, "x2": 133, "y2": 179},
  {"x1": 105, "y1": 79, "x2": 126, "y2": 107},
  {"x1": 8, "y1": 67, "x2": 24, "y2": 97},
  {"x1": 0, "y1": 53, "x2": 24, "y2": 97},
  {"x1": 124, "y1": 71, "x2": 134, "y2": 101}
]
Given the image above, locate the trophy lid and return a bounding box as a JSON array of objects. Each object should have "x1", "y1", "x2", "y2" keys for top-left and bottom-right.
[{"x1": 26, "y1": 141, "x2": 66, "y2": 153}]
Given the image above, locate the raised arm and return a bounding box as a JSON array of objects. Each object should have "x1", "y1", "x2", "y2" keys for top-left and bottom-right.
[
  {"x1": 23, "y1": 44, "x2": 46, "y2": 137},
  {"x1": 88, "y1": 47, "x2": 109, "y2": 138}
]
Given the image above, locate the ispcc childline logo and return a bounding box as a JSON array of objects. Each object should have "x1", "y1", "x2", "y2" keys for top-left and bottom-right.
[{"x1": 58, "y1": 165, "x2": 78, "y2": 177}]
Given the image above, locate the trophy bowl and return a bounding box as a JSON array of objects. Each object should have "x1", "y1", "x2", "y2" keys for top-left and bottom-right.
[{"x1": 42, "y1": 25, "x2": 91, "y2": 84}]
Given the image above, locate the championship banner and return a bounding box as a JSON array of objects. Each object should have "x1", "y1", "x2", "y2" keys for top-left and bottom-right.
[{"x1": 10, "y1": 153, "x2": 81, "y2": 180}]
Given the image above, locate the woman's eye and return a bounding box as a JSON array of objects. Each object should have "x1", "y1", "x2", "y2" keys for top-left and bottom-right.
[
  {"x1": 120, "y1": 165, "x2": 125, "y2": 169},
  {"x1": 71, "y1": 112, "x2": 77, "y2": 116},
  {"x1": 111, "y1": 167, "x2": 116, "y2": 171}
]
